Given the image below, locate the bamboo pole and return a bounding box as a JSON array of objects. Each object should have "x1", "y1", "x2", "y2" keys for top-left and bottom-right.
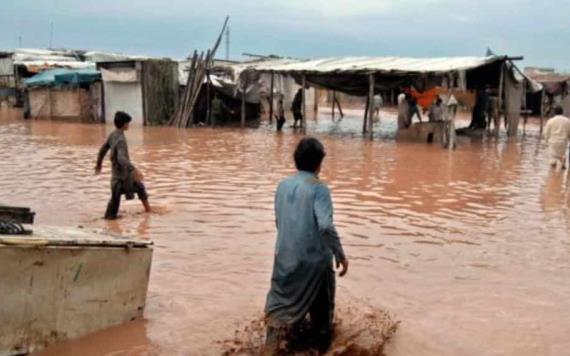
[
  {"x1": 368, "y1": 73, "x2": 375, "y2": 140},
  {"x1": 269, "y1": 71, "x2": 274, "y2": 124},
  {"x1": 301, "y1": 74, "x2": 306, "y2": 133}
]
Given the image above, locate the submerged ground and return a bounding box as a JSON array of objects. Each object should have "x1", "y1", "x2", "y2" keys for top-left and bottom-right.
[{"x1": 1, "y1": 107, "x2": 569, "y2": 355}]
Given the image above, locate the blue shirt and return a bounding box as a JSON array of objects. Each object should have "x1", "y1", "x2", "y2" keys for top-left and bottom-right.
[{"x1": 265, "y1": 171, "x2": 345, "y2": 325}]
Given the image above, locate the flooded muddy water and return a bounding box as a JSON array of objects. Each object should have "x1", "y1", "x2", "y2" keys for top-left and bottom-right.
[{"x1": 1, "y1": 106, "x2": 569, "y2": 355}]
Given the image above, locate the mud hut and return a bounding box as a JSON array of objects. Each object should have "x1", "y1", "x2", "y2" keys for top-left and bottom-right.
[{"x1": 97, "y1": 59, "x2": 179, "y2": 126}]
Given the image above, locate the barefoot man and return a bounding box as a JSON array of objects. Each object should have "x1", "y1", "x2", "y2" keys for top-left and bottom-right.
[
  {"x1": 265, "y1": 137, "x2": 348, "y2": 354},
  {"x1": 95, "y1": 111, "x2": 151, "y2": 219}
]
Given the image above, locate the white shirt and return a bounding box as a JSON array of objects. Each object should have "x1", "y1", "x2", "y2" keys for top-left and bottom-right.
[{"x1": 545, "y1": 115, "x2": 570, "y2": 145}]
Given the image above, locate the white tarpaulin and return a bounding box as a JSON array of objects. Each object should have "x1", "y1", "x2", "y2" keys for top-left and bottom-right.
[
  {"x1": 100, "y1": 68, "x2": 138, "y2": 83},
  {"x1": 237, "y1": 56, "x2": 505, "y2": 75}
]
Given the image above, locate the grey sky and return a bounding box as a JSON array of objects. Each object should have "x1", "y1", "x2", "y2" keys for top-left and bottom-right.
[{"x1": 2, "y1": 0, "x2": 569, "y2": 71}]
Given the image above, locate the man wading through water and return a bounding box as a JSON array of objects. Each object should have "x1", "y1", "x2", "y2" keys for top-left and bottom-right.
[
  {"x1": 95, "y1": 111, "x2": 151, "y2": 219},
  {"x1": 265, "y1": 137, "x2": 349, "y2": 354}
]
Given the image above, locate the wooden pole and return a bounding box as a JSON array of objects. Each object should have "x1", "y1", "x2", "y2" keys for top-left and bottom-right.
[
  {"x1": 206, "y1": 70, "x2": 211, "y2": 126},
  {"x1": 448, "y1": 74, "x2": 457, "y2": 150},
  {"x1": 241, "y1": 80, "x2": 246, "y2": 128},
  {"x1": 540, "y1": 89, "x2": 545, "y2": 134},
  {"x1": 331, "y1": 90, "x2": 336, "y2": 121},
  {"x1": 336, "y1": 96, "x2": 344, "y2": 118},
  {"x1": 367, "y1": 73, "x2": 375, "y2": 140},
  {"x1": 362, "y1": 96, "x2": 369, "y2": 134},
  {"x1": 268, "y1": 71, "x2": 274, "y2": 124},
  {"x1": 496, "y1": 62, "x2": 505, "y2": 135},
  {"x1": 313, "y1": 88, "x2": 318, "y2": 117},
  {"x1": 301, "y1": 75, "x2": 307, "y2": 133}
]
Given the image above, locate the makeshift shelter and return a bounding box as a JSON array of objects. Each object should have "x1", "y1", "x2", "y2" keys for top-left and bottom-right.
[
  {"x1": 238, "y1": 55, "x2": 540, "y2": 147},
  {"x1": 0, "y1": 48, "x2": 92, "y2": 107},
  {"x1": 202, "y1": 59, "x2": 317, "y2": 127},
  {"x1": 0, "y1": 48, "x2": 151, "y2": 108},
  {"x1": 524, "y1": 68, "x2": 570, "y2": 121},
  {"x1": 24, "y1": 68, "x2": 102, "y2": 122},
  {"x1": 98, "y1": 59, "x2": 179, "y2": 126}
]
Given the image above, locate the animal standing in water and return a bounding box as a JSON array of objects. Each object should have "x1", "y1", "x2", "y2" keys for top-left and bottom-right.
[{"x1": 95, "y1": 111, "x2": 151, "y2": 219}]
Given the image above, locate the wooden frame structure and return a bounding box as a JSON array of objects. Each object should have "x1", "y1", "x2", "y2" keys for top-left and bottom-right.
[{"x1": 237, "y1": 55, "x2": 539, "y2": 148}]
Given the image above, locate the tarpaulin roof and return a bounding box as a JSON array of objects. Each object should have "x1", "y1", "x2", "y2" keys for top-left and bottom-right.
[
  {"x1": 24, "y1": 68, "x2": 100, "y2": 88},
  {"x1": 237, "y1": 56, "x2": 506, "y2": 75},
  {"x1": 233, "y1": 55, "x2": 543, "y2": 95}
]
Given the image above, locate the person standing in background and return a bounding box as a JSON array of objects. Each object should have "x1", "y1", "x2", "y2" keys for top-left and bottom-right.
[{"x1": 544, "y1": 106, "x2": 570, "y2": 170}]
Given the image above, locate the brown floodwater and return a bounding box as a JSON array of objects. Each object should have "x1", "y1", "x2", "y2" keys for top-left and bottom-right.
[{"x1": 1, "y1": 106, "x2": 570, "y2": 355}]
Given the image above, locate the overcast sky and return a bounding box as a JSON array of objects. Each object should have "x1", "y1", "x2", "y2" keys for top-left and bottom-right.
[{"x1": 2, "y1": 0, "x2": 569, "y2": 71}]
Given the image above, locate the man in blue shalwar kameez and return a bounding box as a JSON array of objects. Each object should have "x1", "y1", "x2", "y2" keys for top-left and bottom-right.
[{"x1": 265, "y1": 137, "x2": 349, "y2": 354}]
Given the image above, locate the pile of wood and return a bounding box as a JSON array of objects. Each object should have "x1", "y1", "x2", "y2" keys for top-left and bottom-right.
[{"x1": 169, "y1": 17, "x2": 228, "y2": 128}]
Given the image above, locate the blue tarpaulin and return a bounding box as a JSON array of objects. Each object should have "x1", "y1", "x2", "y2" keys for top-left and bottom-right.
[{"x1": 25, "y1": 68, "x2": 101, "y2": 88}]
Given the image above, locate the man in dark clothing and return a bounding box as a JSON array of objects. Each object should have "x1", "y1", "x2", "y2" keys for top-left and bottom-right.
[
  {"x1": 95, "y1": 111, "x2": 151, "y2": 220},
  {"x1": 265, "y1": 137, "x2": 349, "y2": 355},
  {"x1": 407, "y1": 96, "x2": 423, "y2": 125},
  {"x1": 469, "y1": 88, "x2": 490, "y2": 129},
  {"x1": 211, "y1": 94, "x2": 225, "y2": 127},
  {"x1": 291, "y1": 88, "x2": 303, "y2": 128}
]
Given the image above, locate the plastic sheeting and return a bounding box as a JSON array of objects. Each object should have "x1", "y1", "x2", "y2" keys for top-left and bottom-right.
[
  {"x1": 24, "y1": 68, "x2": 100, "y2": 88},
  {"x1": 238, "y1": 56, "x2": 504, "y2": 75}
]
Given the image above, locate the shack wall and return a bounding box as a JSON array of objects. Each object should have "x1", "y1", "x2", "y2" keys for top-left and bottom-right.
[
  {"x1": 103, "y1": 81, "x2": 144, "y2": 125},
  {"x1": 141, "y1": 60, "x2": 178, "y2": 125},
  {"x1": 29, "y1": 86, "x2": 103, "y2": 122},
  {"x1": 0, "y1": 56, "x2": 16, "y2": 105}
]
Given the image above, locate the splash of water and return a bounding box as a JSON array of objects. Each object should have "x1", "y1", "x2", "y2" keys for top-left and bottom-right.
[{"x1": 219, "y1": 297, "x2": 398, "y2": 356}]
